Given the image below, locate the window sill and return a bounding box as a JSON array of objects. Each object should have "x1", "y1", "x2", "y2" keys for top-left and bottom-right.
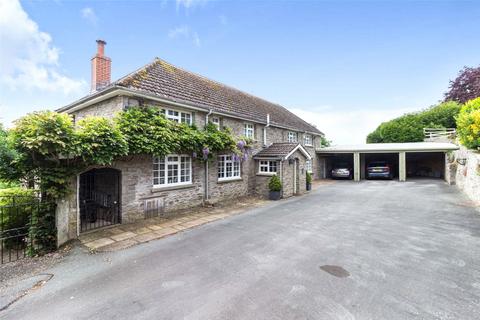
[
  {"x1": 151, "y1": 183, "x2": 194, "y2": 193},
  {"x1": 217, "y1": 177, "x2": 242, "y2": 184},
  {"x1": 257, "y1": 172, "x2": 277, "y2": 176}
]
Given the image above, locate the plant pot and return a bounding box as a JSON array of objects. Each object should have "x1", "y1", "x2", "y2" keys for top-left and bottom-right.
[
  {"x1": 269, "y1": 190, "x2": 281, "y2": 200},
  {"x1": 306, "y1": 182, "x2": 311, "y2": 191}
]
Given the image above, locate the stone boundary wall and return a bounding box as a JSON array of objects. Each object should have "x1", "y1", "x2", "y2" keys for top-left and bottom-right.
[{"x1": 445, "y1": 145, "x2": 480, "y2": 204}]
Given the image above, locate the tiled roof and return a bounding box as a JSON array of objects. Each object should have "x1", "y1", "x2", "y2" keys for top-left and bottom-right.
[
  {"x1": 114, "y1": 58, "x2": 322, "y2": 135},
  {"x1": 253, "y1": 143, "x2": 300, "y2": 158}
]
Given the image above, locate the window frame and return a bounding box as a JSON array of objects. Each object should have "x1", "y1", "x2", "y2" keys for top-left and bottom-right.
[
  {"x1": 211, "y1": 117, "x2": 220, "y2": 129},
  {"x1": 305, "y1": 159, "x2": 313, "y2": 173},
  {"x1": 287, "y1": 131, "x2": 298, "y2": 143},
  {"x1": 304, "y1": 134, "x2": 312, "y2": 146},
  {"x1": 161, "y1": 108, "x2": 193, "y2": 125},
  {"x1": 244, "y1": 123, "x2": 255, "y2": 139},
  {"x1": 218, "y1": 154, "x2": 241, "y2": 181},
  {"x1": 258, "y1": 160, "x2": 278, "y2": 175},
  {"x1": 153, "y1": 154, "x2": 192, "y2": 188}
]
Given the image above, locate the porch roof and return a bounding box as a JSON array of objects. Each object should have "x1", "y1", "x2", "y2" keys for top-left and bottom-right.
[{"x1": 254, "y1": 143, "x2": 312, "y2": 160}]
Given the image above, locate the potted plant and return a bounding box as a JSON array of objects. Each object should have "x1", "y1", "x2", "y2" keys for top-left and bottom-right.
[
  {"x1": 306, "y1": 171, "x2": 312, "y2": 191},
  {"x1": 268, "y1": 175, "x2": 282, "y2": 200}
]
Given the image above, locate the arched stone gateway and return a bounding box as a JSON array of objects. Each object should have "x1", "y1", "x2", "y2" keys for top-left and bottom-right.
[{"x1": 79, "y1": 168, "x2": 121, "y2": 233}]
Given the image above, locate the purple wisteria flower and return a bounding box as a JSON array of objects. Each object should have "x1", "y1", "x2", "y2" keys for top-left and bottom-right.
[
  {"x1": 192, "y1": 152, "x2": 197, "y2": 159},
  {"x1": 237, "y1": 140, "x2": 246, "y2": 149}
]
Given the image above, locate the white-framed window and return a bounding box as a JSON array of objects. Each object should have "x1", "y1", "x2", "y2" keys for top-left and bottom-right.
[
  {"x1": 304, "y1": 134, "x2": 312, "y2": 146},
  {"x1": 244, "y1": 123, "x2": 254, "y2": 139},
  {"x1": 305, "y1": 159, "x2": 313, "y2": 173},
  {"x1": 259, "y1": 160, "x2": 278, "y2": 174},
  {"x1": 218, "y1": 155, "x2": 241, "y2": 181},
  {"x1": 161, "y1": 108, "x2": 192, "y2": 125},
  {"x1": 287, "y1": 131, "x2": 298, "y2": 143},
  {"x1": 153, "y1": 155, "x2": 192, "y2": 187},
  {"x1": 211, "y1": 117, "x2": 220, "y2": 129}
]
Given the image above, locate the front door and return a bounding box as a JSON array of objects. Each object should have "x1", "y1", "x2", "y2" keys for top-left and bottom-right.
[{"x1": 79, "y1": 168, "x2": 121, "y2": 233}]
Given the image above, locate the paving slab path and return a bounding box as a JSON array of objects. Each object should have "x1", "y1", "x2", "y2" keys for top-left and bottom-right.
[{"x1": 1, "y1": 180, "x2": 480, "y2": 319}]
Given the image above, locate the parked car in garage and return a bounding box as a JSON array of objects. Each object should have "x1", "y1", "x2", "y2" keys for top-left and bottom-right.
[
  {"x1": 331, "y1": 162, "x2": 353, "y2": 179},
  {"x1": 367, "y1": 161, "x2": 393, "y2": 179}
]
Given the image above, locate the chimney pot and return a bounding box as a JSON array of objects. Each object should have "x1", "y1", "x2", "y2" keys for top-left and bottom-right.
[
  {"x1": 96, "y1": 39, "x2": 106, "y2": 57},
  {"x1": 91, "y1": 39, "x2": 111, "y2": 93}
]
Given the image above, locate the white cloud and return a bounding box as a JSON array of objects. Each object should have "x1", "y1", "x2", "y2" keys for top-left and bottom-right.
[
  {"x1": 0, "y1": 0, "x2": 86, "y2": 94},
  {"x1": 176, "y1": 0, "x2": 209, "y2": 10},
  {"x1": 81, "y1": 7, "x2": 98, "y2": 26},
  {"x1": 168, "y1": 25, "x2": 201, "y2": 47},
  {"x1": 290, "y1": 107, "x2": 418, "y2": 145}
]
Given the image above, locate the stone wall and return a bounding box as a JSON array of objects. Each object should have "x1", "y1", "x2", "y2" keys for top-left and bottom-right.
[
  {"x1": 446, "y1": 146, "x2": 480, "y2": 204},
  {"x1": 72, "y1": 96, "x2": 125, "y2": 121},
  {"x1": 281, "y1": 150, "x2": 307, "y2": 198}
]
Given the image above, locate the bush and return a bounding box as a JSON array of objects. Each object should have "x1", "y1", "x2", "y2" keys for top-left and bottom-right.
[
  {"x1": 456, "y1": 97, "x2": 480, "y2": 149},
  {"x1": 366, "y1": 101, "x2": 462, "y2": 143},
  {"x1": 306, "y1": 171, "x2": 312, "y2": 184},
  {"x1": 268, "y1": 175, "x2": 282, "y2": 192}
]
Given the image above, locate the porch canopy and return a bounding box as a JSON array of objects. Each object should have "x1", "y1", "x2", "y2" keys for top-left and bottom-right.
[{"x1": 316, "y1": 142, "x2": 459, "y2": 181}]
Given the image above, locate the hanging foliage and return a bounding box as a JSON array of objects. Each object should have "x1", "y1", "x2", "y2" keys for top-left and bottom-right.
[{"x1": 1, "y1": 106, "x2": 253, "y2": 200}]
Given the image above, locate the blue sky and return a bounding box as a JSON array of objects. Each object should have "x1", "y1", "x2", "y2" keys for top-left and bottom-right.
[{"x1": 1, "y1": 0, "x2": 479, "y2": 144}]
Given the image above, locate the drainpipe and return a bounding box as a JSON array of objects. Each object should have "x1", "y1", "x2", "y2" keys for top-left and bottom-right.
[
  {"x1": 263, "y1": 113, "x2": 270, "y2": 146},
  {"x1": 204, "y1": 109, "x2": 213, "y2": 202}
]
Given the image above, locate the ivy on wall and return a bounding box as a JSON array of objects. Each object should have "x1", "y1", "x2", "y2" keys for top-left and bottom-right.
[{"x1": 0, "y1": 106, "x2": 253, "y2": 200}]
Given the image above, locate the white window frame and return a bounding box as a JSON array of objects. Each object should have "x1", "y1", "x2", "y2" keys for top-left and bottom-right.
[
  {"x1": 161, "y1": 108, "x2": 193, "y2": 125},
  {"x1": 304, "y1": 134, "x2": 312, "y2": 146},
  {"x1": 218, "y1": 155, "x2": 241, "y2": 181},
  {"x1": 244, "y1": 123, "x2": 254, "y2": 139},
  {"x1": 258, "y1": 160, "x2": 278, "y2": 175},
  {"x1": 287, "y1": 131, "x2": 298, "y2": 143},
  {"x1": 153, "y1": 155, "x2": 192, "y2": 188},
  {"x1": 305, "y1": 159, "x2": 313, "y2": 173},
  {"x1": 211, "y1": 117, "x2": 220, "y2": 129}
]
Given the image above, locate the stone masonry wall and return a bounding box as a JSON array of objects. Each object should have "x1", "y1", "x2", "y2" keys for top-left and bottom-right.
[
  {"x1": 446, "y1": 146, "x2": 480, "y2": 204},
  {"x1": 281, "y1": 150, "x2": 307, "y2": 198},
  {"x1": 59, "y1": 95, "x2": 321, "y2": 242}
]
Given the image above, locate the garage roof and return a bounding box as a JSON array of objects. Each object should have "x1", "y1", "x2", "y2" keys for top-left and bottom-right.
[{"x1": 316, "y1": 142, "x2": 459, "y2": 153}]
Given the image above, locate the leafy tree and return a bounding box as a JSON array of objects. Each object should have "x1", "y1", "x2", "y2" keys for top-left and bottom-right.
[
  {"x1": 366, "y1": 101, "x2": 461, "y2": 143},
  {"x1": 444, "y1": 66, "x2": 480, "y2": 104},
  {"x1": 456, "y1": 97, "x2": 480, "y2": 149}
]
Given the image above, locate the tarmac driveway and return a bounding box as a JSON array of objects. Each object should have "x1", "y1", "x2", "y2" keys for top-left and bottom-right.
[{"x1": 2, "y1": 180, "x2": 480, "y2": 319}]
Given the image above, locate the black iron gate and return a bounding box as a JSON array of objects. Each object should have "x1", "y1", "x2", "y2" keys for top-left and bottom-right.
[{"x1": 79, "y1": 168, "x2": 121, "y2": 233}]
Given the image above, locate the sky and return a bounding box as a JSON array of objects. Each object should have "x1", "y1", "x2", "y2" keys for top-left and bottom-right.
[{"x1": 0, "y1": 0, "x2": 479, "y2": 144}]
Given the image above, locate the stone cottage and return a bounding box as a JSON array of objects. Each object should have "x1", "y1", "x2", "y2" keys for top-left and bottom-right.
[{"x1": 56, "y1": 40, "x2": 324, "y2": 244}]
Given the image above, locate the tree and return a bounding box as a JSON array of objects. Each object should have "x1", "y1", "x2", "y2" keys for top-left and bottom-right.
[
  {"x1": 444, "y1": 66, "x2": 480, "y2": 104},
  {"x1": 366, "y1": 101, "x2": 461, "y2": 143},
  {"x1": 456, "y1": 97, "x2": 480, "y2": 149}
]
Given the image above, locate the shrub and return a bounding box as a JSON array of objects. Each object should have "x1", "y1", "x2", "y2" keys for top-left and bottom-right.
[
  {"x1": 366, "y1": 101, "x2": 462, "y2": 143},
  {"x1": 268, "y1": 175, "x2": 282, "y2": 192},
  {"x1": 306, "y1": 171, "x2": 312, "y2": 184},
  {"x1": 456, "y1": 97, "x2": 480, "y2": 149}
]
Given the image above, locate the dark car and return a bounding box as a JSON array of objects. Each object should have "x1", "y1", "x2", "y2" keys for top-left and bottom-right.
[
  {"x1": 367, "y1": 161, "x2": 393, "y2": 179},
  {"x1": 331, "y1": 162, "x2": 353, "y2": 179}
]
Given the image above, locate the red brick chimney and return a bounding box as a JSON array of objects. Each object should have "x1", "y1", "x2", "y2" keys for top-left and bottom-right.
[{"x1": 91, "y1": 39, "x2": 111, "y2": 93}]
